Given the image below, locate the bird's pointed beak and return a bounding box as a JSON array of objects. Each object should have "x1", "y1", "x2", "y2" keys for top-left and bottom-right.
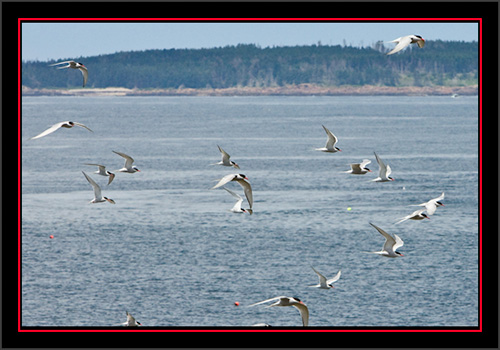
[
  {"x1": 106, "y1": 198, "x2": 116, "y2": 204},
  {"x1": 234, "y1": 163, "x2": 240, "y2": 169}
]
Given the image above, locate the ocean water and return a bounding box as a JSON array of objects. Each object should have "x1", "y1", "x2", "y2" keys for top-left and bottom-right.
[{"x1": 21, "y1": 95, "x2": 479, "y2": 328}]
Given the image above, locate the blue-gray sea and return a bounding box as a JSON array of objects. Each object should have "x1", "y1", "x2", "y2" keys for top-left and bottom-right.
[{"x1": 21, "y1": 95, "x2": 479, "y2": 327}]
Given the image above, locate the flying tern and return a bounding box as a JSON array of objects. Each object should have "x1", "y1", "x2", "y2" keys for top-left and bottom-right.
[
  {"x1": 121, "y1": 311, "x2": 142, "y2": 327},
  {"x1": 372, "y1": 152, "x2": 394, "y2": 182},
  {"x1": 368, "y1": 223, "x2": 404, "y2": 258},
  {"x1": 82, "y1": 171, "x2": 115, "y2": 204},
  {"x1": 410, "y1": 192, "x2": 445, "y2": 216},
  {"x1": 395, "y1": 208, "x2": 430, "y2": 224},
  {"x1": 30, "y1": 121, "x2": 93, "y2": 140},
  {"x1": 213, "y1": 145, "x2": 240, "y2": 169},
  {"x1": 248, "y1": 296, "x2": 309, "y2": 327},
  {"x1": 309, "y1": 266, "x2": 341, "y2": 290},
  {"x1": 345, "y1": 159, "x2": 372, "y2": 174},
  {"x1": 386, "y1": 35, "x2": 425, "y2": 55},
  {"x1": 315, "y1": 125, "x2": 341, "y2": 153},
  {"x1": 113, "y1": 151, "x2": 140, "y2": 173},
  {"x1": 212, "y1": 174, "x2": 253, "y2": 210},
  {"x1": 49, "y1": 60, "x2": 88, "y2": 87},
  {"x1": 222, "y1": 187, "x2": 252, "y2": 214},
  {"x1": 84, "y1": 163, "x2": 115, "y2": 185}
]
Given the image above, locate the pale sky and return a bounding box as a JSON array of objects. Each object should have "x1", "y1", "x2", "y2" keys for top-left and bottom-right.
[{"x1": 21, "y1": 21, "x2": 479, "y2": 62}]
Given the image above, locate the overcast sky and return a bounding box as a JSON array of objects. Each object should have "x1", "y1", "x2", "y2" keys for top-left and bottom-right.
[{"x1": 21, "y1": 21, "x2": 479, "y2": 62}]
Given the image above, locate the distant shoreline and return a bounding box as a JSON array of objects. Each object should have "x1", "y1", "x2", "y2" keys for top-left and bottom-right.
[{"x1": 21, "y1": 84, "x2": 478, "y2": 97}]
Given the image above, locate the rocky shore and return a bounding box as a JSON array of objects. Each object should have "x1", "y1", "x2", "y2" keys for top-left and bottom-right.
[{"x1": 22, "y1": 84, "x2": 478, "y2": 97}]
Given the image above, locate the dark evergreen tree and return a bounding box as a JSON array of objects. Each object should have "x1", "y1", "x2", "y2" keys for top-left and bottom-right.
[{"x1": 21, "y1": 41, "x2": 478, "y2": 89}]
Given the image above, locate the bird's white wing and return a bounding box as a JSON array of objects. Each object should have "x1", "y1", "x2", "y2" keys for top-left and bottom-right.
[
  {"x1": 430, "y1": 192, "x2": 445, "y2": 204},
  {"x1": 212, "y1": 174, "x2": 236, "y2": 189},
  {"x1": 395, "y1": 214, "x2": 412, "y2": 224},
  {"x1": 223, "y1": 187, "x2": 243, "y2": 211},
  {"x1": 85, "y1": 163, "x2": 106, "y2": 170},
  {"x1": 218, "y1": 145, "x2": 231, "y2": 163},
  {"x1": 360, "y1": 159, "x2": 371, "y2": 168},
  {"x1": 322, "y1": 125, "x2": 338, "y2": 149},
  {"x1": 311, "y1": 266, "x2": 327, "y2": 286},
  {"x1": 326, "y1": 270, "x2": 342, "y2": 284},
  {"x1": 223, "y1": 187, "x2": 241, "y2": 200},
  {"x1": 385, "y1": 164, "x2": 392, "y2": 177},
  {"x1": 248, "y1": 296, "x2": 284, "y2": 307},
  {"x1": 387, "y1": 36, "x2": 412, "y2": 55},
  {"x1": 374, "y1": 152, "x2": 387, "y2": 177},
  {"x1": 370, "y1": 223, "x2": 396, "y2": 251},
  {"x1": 126, "y1": 312, "x2": 135, "y2": 324},
  {"x1": 292, "y1": 302, "x2": 309, "y2": 327},
  {"x1": 410, "y1": 202, "x2": 427, "y2": 207},
  {"x1": 73, "y1": 122, "x2": 93, "y2": 133},
  {"x1": 393, "y1": 234, "x2": 404, "y2": 251},
  {"x1": 78, "y1": 66, "x2": 88, "y2": 87},
  {"x1": 82, "y1": 171, "x2": 102, "y2": 198},
  {"x1": 113, "y1": 151, "x2": 134, "y2": 168},
  {"x1": 435, "y1": 192, "x2": 445, "y2": 201},
  {"x1": 49, "y1": 60, "x2": 73, "y2": 67},
  {"x1": 30, "y1": 122, "x2": 65, "y2": 139},
  {"x1": 236, "y1": 179, "x2": 253, "y2": 209},
  {"x1": 388, "y1": 37, "x2": 402, "y2": 44}
]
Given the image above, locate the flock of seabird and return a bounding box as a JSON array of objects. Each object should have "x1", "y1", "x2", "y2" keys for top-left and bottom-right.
[{"x1": 29, "y1": 34, "x2": 436, "y2": 327}]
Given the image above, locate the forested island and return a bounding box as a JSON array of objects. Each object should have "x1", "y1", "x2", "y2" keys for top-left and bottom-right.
[{"x1": 22, "y1": 41, "x2": 478, "y2": 96}]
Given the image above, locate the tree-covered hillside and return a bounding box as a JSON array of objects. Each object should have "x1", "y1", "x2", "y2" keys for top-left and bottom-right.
[{"x1": 21, "y1": 41, "x2": 478, "y2": 89}]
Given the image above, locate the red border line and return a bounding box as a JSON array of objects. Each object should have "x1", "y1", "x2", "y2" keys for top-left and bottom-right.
[
  {"x1": 18, "y1": 18, "x2": 482, "y2": 333},
  {"x1": 18, "y1": 17, "x2": 23, "y2": 333},
  {"x1": 478, "y1": 17, "x2": 483, "y2": 333},
  {"x1": 17, "y1": 327, "x2": 483, "y2": 333}
]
